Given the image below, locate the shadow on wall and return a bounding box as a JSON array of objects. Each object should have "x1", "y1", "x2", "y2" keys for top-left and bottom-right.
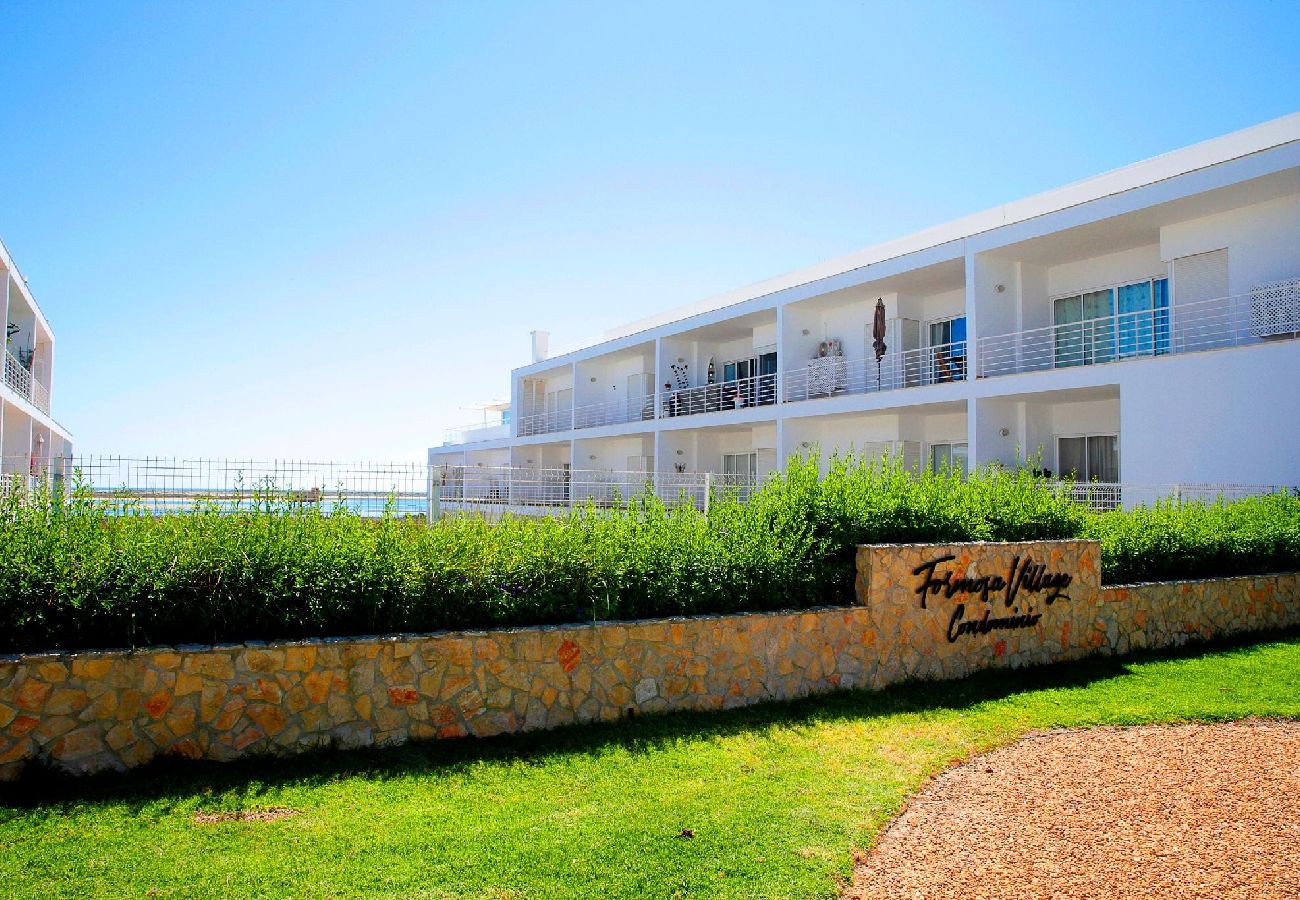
[{"x1": 3, "y1": 627, "x2": 1293, "y2": 810}]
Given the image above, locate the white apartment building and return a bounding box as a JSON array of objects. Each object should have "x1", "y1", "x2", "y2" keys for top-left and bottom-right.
[
  {"x1": 1, "y1": 237, "x2": 72, "y2": 479},
  {"x1": 431, "y1": 114, "x2": 1300, "y2": 501}
]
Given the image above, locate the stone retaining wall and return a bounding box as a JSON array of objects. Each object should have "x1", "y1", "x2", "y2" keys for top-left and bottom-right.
[{"x1": 1, "y1": 541, "x2": 1296, "y2": 779}]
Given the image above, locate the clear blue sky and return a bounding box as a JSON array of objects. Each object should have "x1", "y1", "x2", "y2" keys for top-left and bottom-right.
[{"x1": 2, "y1": 1, "x2": 1298, "y2": 461}]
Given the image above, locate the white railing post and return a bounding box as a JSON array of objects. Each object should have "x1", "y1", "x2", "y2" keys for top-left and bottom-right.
[
  {"x1": 703, "y1": 472, "x2": 712, "y2": 517},
  {"x1": 426, "y1": 467, "x2": 441, "y2": 524}
]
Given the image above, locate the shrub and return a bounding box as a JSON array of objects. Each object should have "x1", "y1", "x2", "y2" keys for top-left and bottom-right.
[
  {"x1": 1083, "y1": 492, "x2": 1300, "y2": 584},
  {"x1": 0, "y1": 459, "x2": 1295, "y2": 653}
]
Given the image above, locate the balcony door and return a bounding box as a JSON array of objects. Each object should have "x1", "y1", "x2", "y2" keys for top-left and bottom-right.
[
  {"x1": 926, "y1": 317, "x2": 966, "y2": 383},
  {"x1": 1056, "y1": 434, "x2": 1119, "y2": 483},
  {"x1": 721, "y1": 451, "x2": 757, "y2": 479},
  {"x1": 928, "y1": 442, "x2": 968, "y2": 476},
  {"x1": 626, "y1": 372, "x2": 654, "y2": 421},
  {"x1": 1053, "y1": 290, "x2": 1114, "y2": 368}
]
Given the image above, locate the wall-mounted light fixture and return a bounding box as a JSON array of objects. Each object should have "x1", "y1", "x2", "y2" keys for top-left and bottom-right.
[
  {"x1": 995, "y1": 284, "x2": 1006, "y2": 294},
  {"x1": 801, "y1": 328, "x2": 810, "y2": 336},
  {"x1": 588, "y1": 454, "x2": 597, "y2": 460},
  {"x1": 1000, "y1": 427, "x2": 1010, "y2": 437},
  {"x1": 676, "y1": 449, "x2": 684, "y2": 456}
]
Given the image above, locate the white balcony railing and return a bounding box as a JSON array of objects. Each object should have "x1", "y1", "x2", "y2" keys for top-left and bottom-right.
[
  {"x1": 516, "y1": 409, "x2": 573, "y2": 437},
  {"x1": 978, "y1": 290, "x2": 1300, "y2": 379},
  {"x1": 573, "y1": 394, "x2": 656, "y2": 430},
  {"x1": 782, "y1": 340, "x2": 967, "y2": 404},
  {"x1": 3, "y1": 347, "x2": 50, "y2": 414},
  {"x1": 1055, "y1": 481, "x2": 1283, "y2": 512},
  {"x1": 660, "y1": 372, "x2": 778, "y2": 419},
  {"x1": 433, "y1": 464, "x2": 758, "y2": 510},
  {"x1": 442, "y1": 420, "x2": 511, "y2": 445}
]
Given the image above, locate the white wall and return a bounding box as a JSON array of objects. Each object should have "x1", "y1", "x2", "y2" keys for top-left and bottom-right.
[
  {"x1": 898, "y1": 411, "x2": 967, "y2": 445},
  {"x1": 1121, "y1": 341, "x2": 1300, "y2": 486},
  {"x1": 1047, "y1": 244, "x2": 1165, "y2": 297},
  {"x1": 1161, "y1": 192, "x2": 1300, "y2": 295},
  {"x1": 574, "y1": 347, "x2": 655, "y2": 408},
  {"x1": 574, "y1": 434, "x2": 653, "y2": 472},
  {"x1": 911, "y1": 287, "x2": 965, "y2": 325},
  {"x1": 971, "y1": 254, "x2": 1021, "y2": 340},
  {"x1": 1, "y1": 402, "x2": 33, "y2": 474},
  {"x1": 466, "y1": 447, "x2": 511, "y2": 467}
]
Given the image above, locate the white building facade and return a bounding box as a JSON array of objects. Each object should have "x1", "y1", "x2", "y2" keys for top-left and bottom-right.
[
  {"x1": 432, "y1": 115, "x2": 1300, "y2": 501},
  {"x1": 1, "y1": 237, "x2": 73, "y2": 480}
]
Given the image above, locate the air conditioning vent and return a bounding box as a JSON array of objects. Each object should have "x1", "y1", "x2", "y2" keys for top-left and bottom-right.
[{"x1": 1250, "y1": 278, "x2": 1300, "y2": 338}]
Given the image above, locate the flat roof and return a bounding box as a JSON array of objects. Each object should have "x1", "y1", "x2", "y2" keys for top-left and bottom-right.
[{"x1": 597, "y1": 111, "x2": 1300, "y2": 345}]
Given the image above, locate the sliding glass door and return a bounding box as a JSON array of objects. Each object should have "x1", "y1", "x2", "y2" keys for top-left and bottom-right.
[
  {"x1": 1054, "y1": 278, "x2": 1169, "y2": 368},
  {"x1": 1053, "y1": 289, "x2": 1114, "y2": 368},
  {"x1": 1116, "y1": 278, "x2": 1170, "y2": 358},
  {"x1": 926, "y1": 317, "x2": 966, "y2": 383},
  {"x1": 1057, "y1": 434, "x2": 1119, "y2": 483}
]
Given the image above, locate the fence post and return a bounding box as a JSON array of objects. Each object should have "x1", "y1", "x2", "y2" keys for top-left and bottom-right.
[
  {"x1": 703, "y1": 472, "x2": 712, "y2": 517},
  {"x1": 426, "y1": 466, "x2": 441, "y2": 524}
]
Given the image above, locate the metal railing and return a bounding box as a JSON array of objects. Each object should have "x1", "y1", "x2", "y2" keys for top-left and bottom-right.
[
  {"x1": 433, "y1": 464, "x2": 757, "y2": 511},
  {"x1": 659, "y1": 372, "x2": 777, "y2": 419},
  {"x1": 1054, "y1": 481, "x2": 1285, "y2": 511},
  {"x1": 573, "y1": 394, "x2": 656, "y2": 430},
  {"x1": 3, "y1": 347, "x2": 51, "y2": 414},
  {"x1": 442, "y1": 420, "x2": 511, "y2": 445},
  {"x1": 7, "y1": 455, "x2": 430, "y2": 517},
  {"x1": 782, "y1": 340, "x2": 967, "y2": 403},
  {"x1": 978, "y1": 291, "x2": 1300, "y2": 378},
  {"x1": 516, "y1": 409, "x2": 572, "y2": 437}
]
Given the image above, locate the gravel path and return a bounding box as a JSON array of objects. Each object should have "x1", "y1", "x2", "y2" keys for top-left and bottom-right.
[{"x1": 846, "y1": 721, "x2": 1300, "y2": 900}]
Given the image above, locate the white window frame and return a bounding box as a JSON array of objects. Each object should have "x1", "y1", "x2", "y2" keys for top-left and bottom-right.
[
  {"x1": 926, "y1": 441, "x2": 968, "y2": 476},
  {"x1": 1054, "y1": 432, "x2": 1120, "y2": 483},
  {"x1": 721, "y1": 451, "x2": 758, "y2": 478}
]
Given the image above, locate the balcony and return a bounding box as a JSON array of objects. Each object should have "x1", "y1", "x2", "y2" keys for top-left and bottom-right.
[
  {"x1": 977, "y1": 288, "x2": 1300, "y2": 379},
  {"x1": 434, "y1": 464, "x2": 758, "y2": 509},
  {"x1": 3, "y1": 347, "x2": 50, "y2": 414},
  {"x1": 659, "y1": 372, "x2": 777, "y2": 419},
  {"x1": 573, "y1": 394, "x2": 656, "y2": 430},
  {"x1": 517, "y1": 409, "x2": 572, "y2": 437},
  {"x1": 782, "y1": 340, "x2": 967, "y2": 404},
  {"x1": 442, "y1": 421, "x2": 511, "y2": 445}
]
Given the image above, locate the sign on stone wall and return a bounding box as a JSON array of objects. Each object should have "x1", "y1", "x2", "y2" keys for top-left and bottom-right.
[{"x1": 855, "y1": 540, "x2": 1101, "y2": 653}]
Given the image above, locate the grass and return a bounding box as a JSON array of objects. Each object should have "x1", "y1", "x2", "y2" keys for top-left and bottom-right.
[{"x1": 3, "y1": 632, "x2": 1299, "y2": 899}]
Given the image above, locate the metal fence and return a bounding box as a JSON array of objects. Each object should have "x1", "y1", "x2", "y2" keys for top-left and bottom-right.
[
  {"x1": 0, "y1": 455, "x2": 1288, "y2": 519},
  {"x1": 432, "y1": 465, "x2": 756, "y2": 514},
  {"x1": 1054, "y1": 481, "x2": 1285, "y2": 512},
  {"x1": 978, "y1": 289, "x2": 1300, "y2": 379},
  {"x1": 3, "y1": 455, "x2": 430, "y2": 517}
]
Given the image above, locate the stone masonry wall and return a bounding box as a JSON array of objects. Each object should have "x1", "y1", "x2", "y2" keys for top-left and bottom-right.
[{"x1": 0, "y1": 540, "x2": 1296, "y2": 779}]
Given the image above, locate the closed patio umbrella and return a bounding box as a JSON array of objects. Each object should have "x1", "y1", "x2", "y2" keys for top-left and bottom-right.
[{"x1": 872, "y1": 298, "x2": 888, "y2": 390}]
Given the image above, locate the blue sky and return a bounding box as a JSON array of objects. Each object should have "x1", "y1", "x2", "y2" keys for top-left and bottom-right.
[{"x1": 2, "y1": 1, "x2": 1298, "y2": 460}]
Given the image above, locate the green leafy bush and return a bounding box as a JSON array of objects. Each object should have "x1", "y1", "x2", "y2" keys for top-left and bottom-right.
[
  {"x1": 1083, "y1": 492, "x2": 1300, "y2": 584},
  {"x1": 0, "y1": 457, "x2": 1295, "y2": 653}
]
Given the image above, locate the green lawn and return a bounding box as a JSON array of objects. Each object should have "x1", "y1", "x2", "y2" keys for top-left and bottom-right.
[{"x1": 3, "y1": 633, "x2": 1299, "y2": 900}]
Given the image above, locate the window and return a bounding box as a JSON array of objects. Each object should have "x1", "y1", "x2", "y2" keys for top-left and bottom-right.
[
  {"x1": 1053, "y1": 278, "x2": 1169, "y2": 367},
  {"x1": 929, "y1": 442, "x2": 968, "y2": 476},
  {"x1": 926, "y1": 317, "x2": 967, "y2": 383},
  {"x1": 1116, "y1": 278, "x2": 1170, "y2": 358},
  {"x1": 1053, "y1": 289, "x2": 1114, "y2": 367},
  {"x1": 1057, "y1": 434, "x2": 1119, "y2": 483},
  {"x1": 721, "y1": 452, "x2": 758, "y2": 478},
  {"x1": 720, "y1": 350, "x2": 778, "y2": 408}
]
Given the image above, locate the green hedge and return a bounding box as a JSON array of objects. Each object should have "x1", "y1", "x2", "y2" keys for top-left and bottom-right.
[
  {"x1": 1084, "y1": 493, "x2": 1300, "y2": 584},
  {"x1": 0, "y1": 457, "x2": 1295, "y2": 653}
]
